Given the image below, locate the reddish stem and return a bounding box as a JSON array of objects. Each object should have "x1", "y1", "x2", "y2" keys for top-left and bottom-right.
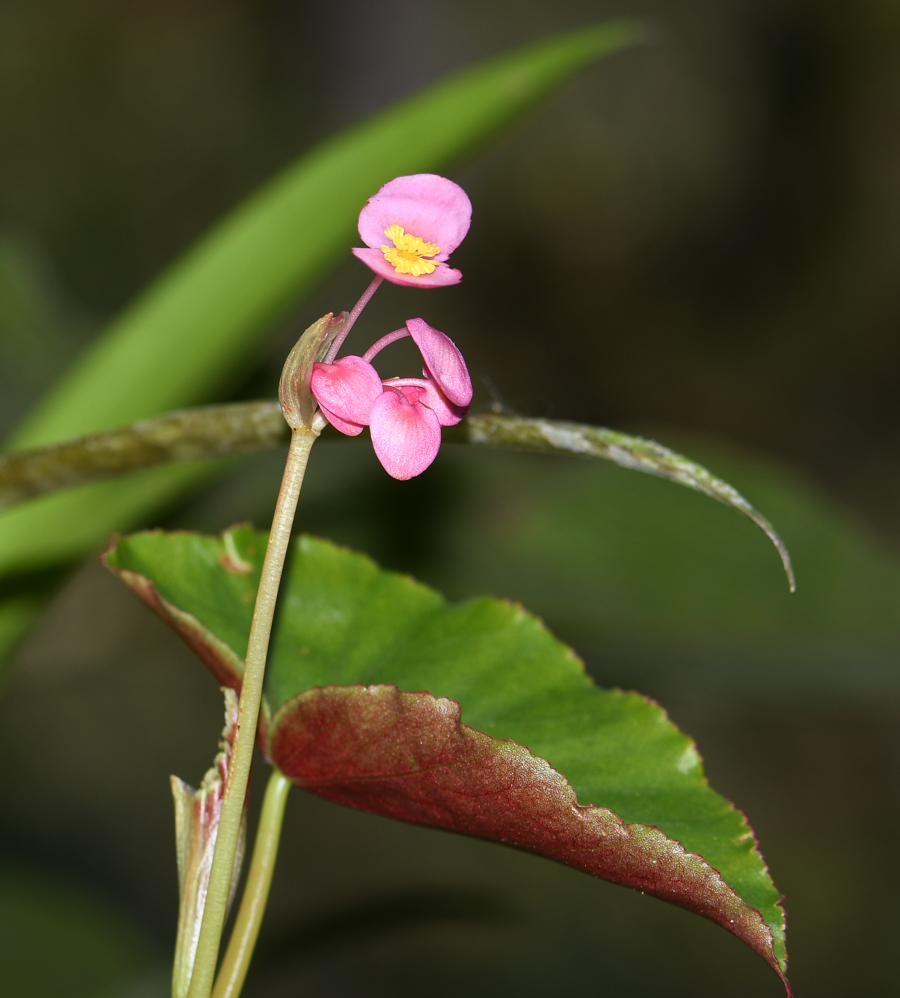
[
  {"x1": 323, "y1": 276, "x2": 383, "y2": 363},
  {"x1": 362, "y1": 327, "x2": 410, "y2": 363}
]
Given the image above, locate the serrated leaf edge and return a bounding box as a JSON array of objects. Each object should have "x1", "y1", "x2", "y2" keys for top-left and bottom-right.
[{"x1": 268, "y1": 683, "x2": 789, "y2": 991}]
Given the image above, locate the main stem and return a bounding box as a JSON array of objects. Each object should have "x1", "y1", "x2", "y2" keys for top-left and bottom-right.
[
  {"x1": 211, "y1": 769, "x2": 292, "y2": 998},
  {"x1": 187, "y1": 428, "x2": 318, "y2": 998}
]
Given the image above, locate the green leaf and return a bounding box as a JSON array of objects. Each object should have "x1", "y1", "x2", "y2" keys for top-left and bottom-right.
[
  {"x1": 0, "y1": 21, "x2": 639, "y2": 586},
  {"x1": 104, "y1": 527, "x2": 788, "y2": 987},
  {"x1": 0, "y1": 234, "x2": 92, "y2": 436},
  {"x1": 1, "y1": 407, "x2": 793, "y2": 594},
  {"x1": 467, "y1": 414, "x2": 794, "y2": 590},
  {"x1": 0, "y1": 588, "x2": 48, "y2": 670}
]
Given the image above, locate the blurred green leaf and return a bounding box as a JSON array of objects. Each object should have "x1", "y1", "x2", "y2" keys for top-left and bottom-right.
[
  {"x1": 104, "y1": 529, "x2": 788, "y2": 984},
  {"x1": 468, "y1": 414, "x2": 794, "y2": 589},
  {"x1": 0, "y1": 235, "x2": 92, "y2": 440},
  {"x1": 0, "y1": 20, "x2": 639, "y2": 662},
  {"x1": 0, "y1": 588, "x2": 52, "y2": 673},
  {"x1": 0, "y1": 860, "x2": 162, "y2": 998}
]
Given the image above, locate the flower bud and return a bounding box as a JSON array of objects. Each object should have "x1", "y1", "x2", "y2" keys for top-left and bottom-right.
[{"x1": 279, "y1": 312, "x2": 348, "y2": 429}]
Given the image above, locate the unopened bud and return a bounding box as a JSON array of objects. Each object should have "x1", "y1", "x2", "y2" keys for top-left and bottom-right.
[{"x1": 279, "y1": 312, "x2": 348, "y2": 429}]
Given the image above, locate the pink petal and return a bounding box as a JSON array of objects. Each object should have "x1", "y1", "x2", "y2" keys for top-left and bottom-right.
[
  {"x1": 357, "y1": 175, "x2": 472, "y2": 257},
  {"x1": 318, "y1": 404, "x2": 366, "y2": 437},
  {"x1": 369, "y1": 390, "x2": 442, "y2": 480},
  {"x1": 397, "y1": 385, "x2": 426, "y2": 405},
  {"x1": 382, "y1": 377, "x2": 466, "y2": 427},
  {"x1": 351, "y1": 248, "x2": 462, "y2": 288},
  {"x1": 311, "y1": 356, "x2": 383, "y2": 428},
  {"x1": 405, "y1": 318, "x2": 473, "y2": 407}
]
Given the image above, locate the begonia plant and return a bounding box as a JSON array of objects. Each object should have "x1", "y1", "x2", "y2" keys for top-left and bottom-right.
[
  {"x1": 98, "y1": 173, "x2": 793, "y2": 998},
  {"x1": 0, "y1": 22, "x2": 799, "y2": 998}
]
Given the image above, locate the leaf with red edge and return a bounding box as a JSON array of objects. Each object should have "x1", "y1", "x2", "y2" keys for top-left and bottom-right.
[
  {"x1": 271, "y1": 684, "x2": 780, "y2": 974},
  {"x1": 104, "y1": 527, "x2": 260, "y2": 693},
  {"x1": 103, "y1": 527, "x2": 789, "y2": 990}
]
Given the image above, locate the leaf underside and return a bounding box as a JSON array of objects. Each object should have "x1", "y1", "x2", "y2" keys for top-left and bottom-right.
[
  {"x1": 272, "y1": 684, "x2": 779, "y2": 971},
  {"x1": 103, "y1": 527, "x2": 788, "y2": 989}
]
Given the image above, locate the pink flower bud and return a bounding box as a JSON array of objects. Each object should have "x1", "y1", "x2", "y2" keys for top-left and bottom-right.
[{"x1": 310, "y1": 318, "x2": 472, "y2": 479}]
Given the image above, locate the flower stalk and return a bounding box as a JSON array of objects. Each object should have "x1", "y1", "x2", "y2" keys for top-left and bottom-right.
[
  {"x1": 211, "y1": 769, "x2": 292, "y2": 998},
  {"x1": 323, "y1": 276, "x2": 383, "y2": 363},
  {"x1": 182, "y1": 177, "x2": 477, "y2": 997},
  {"x1": 186, "y1": 426, "x2": 317, "y2": 998},
  {"x1": 184, "y1": 311, "x2": 341, "y2": 998}
]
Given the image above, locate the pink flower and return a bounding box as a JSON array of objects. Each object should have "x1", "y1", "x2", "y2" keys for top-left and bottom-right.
[
  {"x1": 351, "y1": 175, "x2": 472, "y2": 288},
  {"x1": 311, "y1": 318, "x2": 472, "y2": 480}
]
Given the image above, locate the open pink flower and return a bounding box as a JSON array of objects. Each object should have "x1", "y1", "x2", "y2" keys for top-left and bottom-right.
[
  {"x1": 311, "y1": 318, "x2": 472, "y2": 480},
  {"x1": 351, "y1": 175, "x2": 472, "y2": 288}
]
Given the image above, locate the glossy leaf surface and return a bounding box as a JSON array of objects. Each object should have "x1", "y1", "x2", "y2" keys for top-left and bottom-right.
[{"x1": 105, "y1": 527, "x2": 788, "y2": 987}]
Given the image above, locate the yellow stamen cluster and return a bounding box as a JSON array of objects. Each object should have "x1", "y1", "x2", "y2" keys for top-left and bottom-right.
[{"x1": 381, "y1": 224, "x2": 441, "y2": 276}]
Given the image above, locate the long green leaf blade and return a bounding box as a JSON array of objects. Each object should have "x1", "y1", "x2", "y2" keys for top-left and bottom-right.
[
  {"x1": 467, "y1": 413, "x2": 795, "y2": 589},
  {"x1": 0, "y1": 405, "x2": 793, "y2": 591}
]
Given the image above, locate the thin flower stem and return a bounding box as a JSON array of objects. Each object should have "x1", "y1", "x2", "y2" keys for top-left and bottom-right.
[
  {"x1": 323, "y1": 276, "x2": 383, "y2": 362},
  {"x1": 186, "y1": 427, "x2": 318, "y2": 998},
  {"x1": 211, "y1": 769, "x2": 292, "y2": 998},
  {"x1": 361, "y1": 327, "x2": 409, "y2": 363}
]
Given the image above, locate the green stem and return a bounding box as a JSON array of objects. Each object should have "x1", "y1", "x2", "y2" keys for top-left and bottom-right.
[
  {"x1": 186, "y1": 427, "x2": 317, "y2": 998},
  {"x1": 211, "y1": 769, "x2": 292, "y2": 998}
]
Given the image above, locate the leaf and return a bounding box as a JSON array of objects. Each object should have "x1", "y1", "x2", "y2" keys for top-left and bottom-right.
[
  {"x1": 104, "y1": 527, "x2": 789, "y2": 989},
  {"x1": 0, "y1": 21, "x2": 639, "y2": 584},
  {"x1": 0, "y1": 587, "x2": 51, "y2": 671},
  {"x1": 0, "y1": 234, "x2": 93, "y2": 440},
  {"x1": 271, "y1": 685, "x2": 779, "y2": 971},
  {"x1": 466, "y1": 414, "x2": 794, "y2": 590},
  {"x1": 1, "y1": 407, "x2": 793, "y2": 595},
  {"x1": 103, "y1": 527, "x2": 259, "y2": 695},
  {"x1": 0, "y1": 402, "x2": 289, "y2": 510}
]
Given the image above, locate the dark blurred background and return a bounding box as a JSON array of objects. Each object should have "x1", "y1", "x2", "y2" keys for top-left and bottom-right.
[{"x1": 1, "y1": 1, "x2": 899, "y2": 996}]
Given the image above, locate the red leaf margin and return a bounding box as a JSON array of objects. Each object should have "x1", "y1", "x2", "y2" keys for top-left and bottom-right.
[
  {"x1": 102, "y1": 538, "x2": 272, "y2": 747},
  {"x1": 102, "y1": 533, "x2": 788, "y2": 989},
  {"x1": 270, "y1": 683, "x2": 790, "y2": 992}
]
